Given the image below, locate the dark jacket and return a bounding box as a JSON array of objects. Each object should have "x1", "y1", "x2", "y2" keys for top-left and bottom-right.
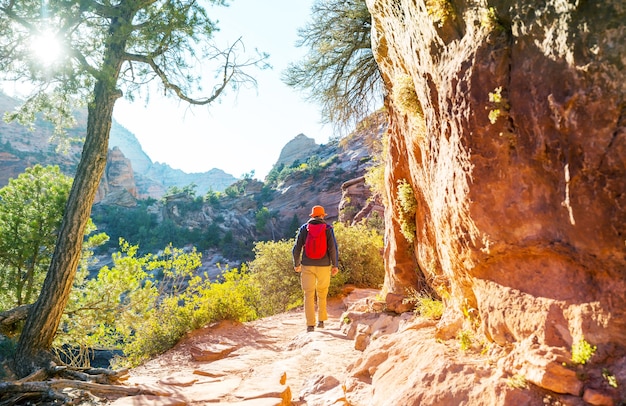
[{"x1": 292, "y1": 218, "x2": 339, "y2": 267}]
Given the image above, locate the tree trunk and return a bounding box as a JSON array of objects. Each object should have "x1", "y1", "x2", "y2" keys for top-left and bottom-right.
[
  {"x1": 13, "y1": 85, "x2": 118, "y2": 376},
  {"x1": 13, "y1": 12, "x2": 130, "y2": 377}
]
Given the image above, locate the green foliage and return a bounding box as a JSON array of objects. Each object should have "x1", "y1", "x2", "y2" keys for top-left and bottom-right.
[
  {"x1": 61, "y1": 240, "x2": 155, "y2": 351},
  {"x1": 265, "y1": 155, "x2": 333, "y2": 187},
  {"x1": 364, "y1": 163, "x2": 386, "y2": 201},
  {"x1": 224, "y1": 184, "x2": 243, "y2": 197},
  {"x1": 255, "y1": 185, "x2": 275, "y2": 205},
  {"x1": 364, "y1": 130, "x2": 389, "y2": 204},
  {"x1": 60, "y1": 240, "x2": 260, "y2": 367},
  {"x1": 55, "y1": 220, "x2": 385, "y2": 366},
  {"x1": 571, "y1": 338, "x2": 596, "y2": 365},
  {"x1": 1, "y1": 0, "x2": 269, "y2": 372},
  {"x1": 91, "y1": 200, "x2": 218, "y2": 253},
  {"x1": 0, "y1": 165, "x2": 72, "y2": 308},
  {"x1": 392, "y1": 75, "x2": 422, "y2": 117},
  {"x1": 457, "y1": 329, "x2": 474, "y2": 351},
  {"x1": 248, "y1": 222, "x2": 384, "y2": 317},
  {"x1": 506, "y1": 374, "x2": 528, "y2": 389},
  {"x1": 396, "y1": 179, "x2": 418, "y2": 243},
  {"x1": 164, "y1": 184, "x2": 198, "y2": 199},
  {"x1": 0, "y1": 335, "x2": 17, "y2": 358},
  {"x1": 487, "y1": 86, "x2": 510, "y2": 124},
  {"x1": 223, "y1": 177, "x2": 255, "y2": 198},
  {"x1": 339, "y1": 197, "x2": 358, "y2": 220},
  {"x1": 602, "y1": 368, "x2": 618, "y2": 388},
  {"x1": 363, "y1": 211, "x2": 385, "y2": 235},
  {"x1": 0, "y1": 0, "x2": 268, "y2": 137},
  {"x1": 283, "y1": 0, "x2": 382, "y2": 129},
  {"x1": 255, "y1": 207, "x2": 271, "y2": 231},
  {"x1": 248, "y1": 239, "x2": 303, "y2": 317},
  {"x1": 406, "y1": 288, "x2": 444, "y2": 319},
  {"x1": 204, "y1": 190, "x2": 222, "y2": 206},
  {"x1": 481, "y1": 7, "x2": 507, "y2": 32},
  {"x1": 286, "y1": 214, "x2": 301, "y2": 239},
  {"x1": 426, "y1": 0, "x2": 456, "y2": 27},
  {"x1": 333, "y1": 222, "x2": 384, "y2": 288},
  {"x1": 0, "y1": 335, "x2": 17, "y2": 378},
  {"x1": 199, "y1": 265, "x2": 260, "y2": 323}
]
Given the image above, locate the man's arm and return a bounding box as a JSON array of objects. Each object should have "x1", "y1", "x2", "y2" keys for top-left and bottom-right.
[
  {"x1": 328, "y1": 226, "x2": 339, "y2": 276},
  {"x1": 292, "y1": 225, "x2": 305, "y2": 271}
]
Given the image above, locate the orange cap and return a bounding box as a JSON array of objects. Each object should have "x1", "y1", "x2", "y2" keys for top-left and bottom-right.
[{"x1": 309, "y1": 205, "x2": 326, "y2": 218}]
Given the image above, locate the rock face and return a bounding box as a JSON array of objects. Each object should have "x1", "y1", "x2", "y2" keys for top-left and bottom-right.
[
  {"x1": 369, "y1": 0, "x2": 625, "y2": 401},
  {"x1": 95, "y1": 147, "x2": 138, "y2": 207},
  {"x1": 268, "y1": 116, "x2": 385, "y2": 232},
  {"x1": 0, "y1": 92, "x2": 237, "y2": 200},
  {"x1": 143, "y1": 163, "x2": 236, "y2": 197},
  {"x1": 275, "y1": 133, "x2": 318, "y2": 168}
]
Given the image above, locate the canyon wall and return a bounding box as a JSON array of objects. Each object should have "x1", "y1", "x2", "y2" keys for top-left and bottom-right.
[{"x1": 370, "y1": 0, "x2": 625, "y2": 395}]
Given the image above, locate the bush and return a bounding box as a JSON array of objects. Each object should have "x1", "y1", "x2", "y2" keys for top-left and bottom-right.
[
  {"x1": 406, "y1": 288, "x2": 444, "y2": 319},
  {"x1": 392, "y1": 75, "x2": 421, "y2": 116},
  {"x1": 248, "y1": 239, "x2": 302, "y2": 317},
  {"x1": 333, "y1": 222, "x2": 384, "y2": 288},
  {"x1": 59, "y1": 222, "x2": 386, "y2": 367},
  {"x1": 396, "y1": 179, "x2": 417, "y2": 243},
  {"x1": 248, "y1": 222, "x2": 385, "y2": 318},
  {"x1": 61, "y1": 241, "x2": 260, "y2": 367},
  {"x1": 111, "y1": 265, "x2": 260, "y2": 367},
  {"x1": 199, "y1": 265, "x2": 259, "y2": 323}
]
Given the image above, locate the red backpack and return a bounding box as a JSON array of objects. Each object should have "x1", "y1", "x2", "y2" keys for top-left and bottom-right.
[{"x1": 304, "y1": 223, "x2": 328, "y2": 259}]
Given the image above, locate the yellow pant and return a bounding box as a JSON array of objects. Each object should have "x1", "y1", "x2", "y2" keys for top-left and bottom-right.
[{"x1": 300, "y1": 265, "x2": 331, "y2": 326}]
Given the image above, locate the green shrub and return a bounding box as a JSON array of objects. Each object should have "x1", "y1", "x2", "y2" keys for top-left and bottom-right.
[
  {"x1": 396, "y1": 179, "x2": 417, "y2": 243},
  {"x1": 248, "y1": 222, "x2": 384, "y2": 316},
  {"x1": 60, "y1": 222, "x2": 386, "y2": 367},
  {"x1": 481, "y1": 7, "x2": 506, "y2": 32},
  {"x1": 248, "y1": 239, "x2": 302, "y2": 317},
  {"x1": 487, "y1": 86, "x2": 509, "y2": 124},
  {"x1": 60, "y1": 240, "x2": 260, "y2": 367},
  {"x1": 393, "y1": 75, "x2": 421, "y2": 116},
  {"x1": 406, "y1": 289, "x2": 444, "y2": 319},
  {"x1": 255, "y1": 207, "x2": 271, "y2": 231},
  {"x1": 426, "y1": 0, "x2": 455, "y2": 27},
  {"x1": 199, "y1": 265, "x2": 259, "y2": 323},
  {"x1": 115, "y1": 264, "x2": 260, "y2": 367},
  {"x1": 572, "y1": 338, "x2": 596, "y2": 365},
  {"x1": 363, "y1": 129, "x2": 389, "y2": 207},
  {"x1": 333, "y1": 222, "x2": 384, "y2": 288},
  {"x1": 506, "y1": 374, "x2": 527, "y2": 389},
  {"x1": 457, "y1": 329, "x2": 473, "y2": 351}
]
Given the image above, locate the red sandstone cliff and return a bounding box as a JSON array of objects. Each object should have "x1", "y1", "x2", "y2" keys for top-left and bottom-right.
[
  {"x1": 95, "y1": 147, "x2": 138, "y2": 207},
  {"x1": 370, "y1": 0, "x2": 625, "y2": 401}
]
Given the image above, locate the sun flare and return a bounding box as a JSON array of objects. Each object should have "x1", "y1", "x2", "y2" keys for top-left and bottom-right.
[{"x1": 30, "y1": 31, "x2": 63, "y2": 66}]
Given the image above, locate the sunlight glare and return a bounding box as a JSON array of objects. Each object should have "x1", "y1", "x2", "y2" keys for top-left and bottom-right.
[{"x1": 30, "y1": 30, "x2": 63, "y2": 66}]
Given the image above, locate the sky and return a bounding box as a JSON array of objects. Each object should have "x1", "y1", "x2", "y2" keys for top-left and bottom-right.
[{"x1": 112, "y1": 0, "x2": 332, "y2": 180}]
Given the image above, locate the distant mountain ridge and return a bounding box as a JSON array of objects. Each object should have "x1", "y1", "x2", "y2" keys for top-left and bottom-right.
[{"x1": 0, "y1": 92, "x2": 237, "y2": 199}]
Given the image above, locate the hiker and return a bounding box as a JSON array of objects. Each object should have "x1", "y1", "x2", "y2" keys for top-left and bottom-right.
[{"x1": 292, "y1": 205, "x2": 339, "y2": 332}]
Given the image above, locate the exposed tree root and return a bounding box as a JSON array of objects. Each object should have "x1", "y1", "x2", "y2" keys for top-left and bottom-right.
[
  {"x1": 2, "y1": 306, "x2": 145, "y2": 403},
  {"x1": 0, "y1": 365, "x2": 163, "y2": 405}
]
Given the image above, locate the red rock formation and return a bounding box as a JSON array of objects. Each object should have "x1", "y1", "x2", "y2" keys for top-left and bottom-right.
[
  {"x1": 95, "y1": 146, "x2": 138, "y2": 206},
  {"x1": 369, "y1": 0, "x2": 625, "y2": 399},
  {"x1": 339, "y1": 176, "x2": 384, "y2": 225}
]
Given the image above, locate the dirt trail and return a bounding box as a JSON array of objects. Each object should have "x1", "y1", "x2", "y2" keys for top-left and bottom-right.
[{"x1": 113, "y1": 288, "x2": 379, "y2": 405}]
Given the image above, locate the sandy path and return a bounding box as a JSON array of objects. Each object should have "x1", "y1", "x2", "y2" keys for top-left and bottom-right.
[{"x1": 113, "y1": 288, "x2": 378, "y2": 405}]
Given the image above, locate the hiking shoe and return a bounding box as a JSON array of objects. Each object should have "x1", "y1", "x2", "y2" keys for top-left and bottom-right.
[
  {"x1": 317, "y1": 321, "x2": 324, "y2": 329},
  {"x1": 307, "y1": 326, "x2": 315, "y2": 332}
]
